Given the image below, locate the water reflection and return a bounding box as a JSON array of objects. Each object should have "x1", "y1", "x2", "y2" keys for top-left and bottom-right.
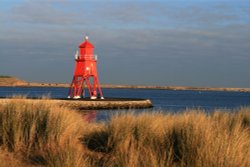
[
  {"x1": 82, "y1": 107, "x2": 233, "y2": 123},
  {"x1": 83, "y1": 109, "x2": 136, "y2": 122},
  {"x1": 93, "y1": 108, "x2": 157, "y2": 122},
  {"x1": 82, "y1": 110, "x2": 97, "y2": 123}
]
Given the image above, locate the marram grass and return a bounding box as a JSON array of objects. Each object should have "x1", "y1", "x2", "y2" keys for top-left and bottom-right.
[
  {"x1": 0, "y1": 99, "x2": 87, "y2": 166},
  {"x1": 0, "y1": 99, "x2": 250, "y2": 167}
]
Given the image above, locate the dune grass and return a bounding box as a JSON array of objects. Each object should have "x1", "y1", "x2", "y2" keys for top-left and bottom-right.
[
  {"x1": 83, "y1": 109, "x2": 250, "y2": 167},
  {"x1": 0, "y1": 99, "x2": 250, "y2": 167},
  {"x1": 0, "y1": 99, "x2": 87, "y2": 166}
]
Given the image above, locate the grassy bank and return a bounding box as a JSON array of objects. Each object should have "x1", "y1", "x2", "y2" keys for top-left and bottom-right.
[{"x1": 0, "y1": 99, "x2": 250, "y2": 167}]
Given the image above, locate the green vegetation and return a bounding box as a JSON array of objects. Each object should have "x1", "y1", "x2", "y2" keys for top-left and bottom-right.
[
  {"x1": 0, "y1": 99, "x2": 250, "y2": 167},
  {"x1": 0, "y1": 75, "x2": 12, "y2": 78}
]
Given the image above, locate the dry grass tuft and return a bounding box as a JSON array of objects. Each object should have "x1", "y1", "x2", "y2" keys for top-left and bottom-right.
[
  {"x1": 8, "y1": 94, "x2": 28, "y2": 99},
  {"x1": 82, "y1": 109, "x2": 250, "y2": 167},
  {"x1": 0, "y1": 98, "x2": 250, "y2": 166},
  {"x1": 0, "y1": 99, "x2": 87, "y2": 166}
]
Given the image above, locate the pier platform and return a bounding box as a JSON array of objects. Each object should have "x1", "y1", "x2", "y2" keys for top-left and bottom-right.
[{"x1": 0, "y1": 97, "x2": 153, "y2": 110}]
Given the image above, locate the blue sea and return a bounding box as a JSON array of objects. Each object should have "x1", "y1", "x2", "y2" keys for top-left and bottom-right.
[{"x1": 1, "y1": 87, "x2": 250, "y2": 121}]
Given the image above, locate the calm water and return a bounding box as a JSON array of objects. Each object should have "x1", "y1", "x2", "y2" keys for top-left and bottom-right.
[{"x1": 1, "y1": 87, "x2": 250, "y2": 121}]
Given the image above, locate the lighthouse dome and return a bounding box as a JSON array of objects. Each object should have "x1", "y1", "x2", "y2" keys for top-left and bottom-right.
[{"x1": 79, "y1": 36, "x2": 94, "y2": 48}]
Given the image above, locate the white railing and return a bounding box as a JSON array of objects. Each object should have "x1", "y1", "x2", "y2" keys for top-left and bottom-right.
[{"x1": 75, "y1": 54, "x2": 98, "y2": 60}]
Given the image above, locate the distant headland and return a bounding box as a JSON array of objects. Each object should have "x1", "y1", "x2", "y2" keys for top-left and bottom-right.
[{"x1": 0, "y1": 76, "x2": 249, "y2": 92}]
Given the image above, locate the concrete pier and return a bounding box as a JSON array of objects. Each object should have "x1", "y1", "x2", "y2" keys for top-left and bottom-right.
[{"x1": 0, "y1": 97, "x2": 153, "y2": 110}]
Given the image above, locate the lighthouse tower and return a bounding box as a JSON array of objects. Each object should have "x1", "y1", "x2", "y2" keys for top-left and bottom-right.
[{"x1": 68, "y1": 36, "x2": 104, "y2": 99}]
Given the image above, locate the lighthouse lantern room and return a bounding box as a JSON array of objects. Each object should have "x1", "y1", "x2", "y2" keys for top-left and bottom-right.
[{"x1": 68, "y1": 36, "x2": 104, "y2": 99}]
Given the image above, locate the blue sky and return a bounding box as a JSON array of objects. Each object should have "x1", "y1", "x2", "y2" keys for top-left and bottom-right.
[{"x1": 0, "y1": 0, "x2": 250, "y2": 87}]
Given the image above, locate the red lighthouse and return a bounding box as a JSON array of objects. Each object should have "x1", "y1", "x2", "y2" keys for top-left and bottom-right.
[{"x1": 68, "y1": 36, "x2": 104, "y2": 99}]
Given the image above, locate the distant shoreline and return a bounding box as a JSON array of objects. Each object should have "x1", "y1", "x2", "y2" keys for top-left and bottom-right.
[{"x1": 0, "y1": 76, "x2": 250, "y2": 92}]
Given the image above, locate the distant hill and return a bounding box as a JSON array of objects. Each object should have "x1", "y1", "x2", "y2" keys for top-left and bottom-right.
[
  {"x1": 0, "y1": 76, "x2": 69, "y2": 87},
  {"x1": 0, "y1": 76, "x2": 249, "y2": 92},
  {"x1": 0, "y1": 76, "x2": 27, "y2": 86}
]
